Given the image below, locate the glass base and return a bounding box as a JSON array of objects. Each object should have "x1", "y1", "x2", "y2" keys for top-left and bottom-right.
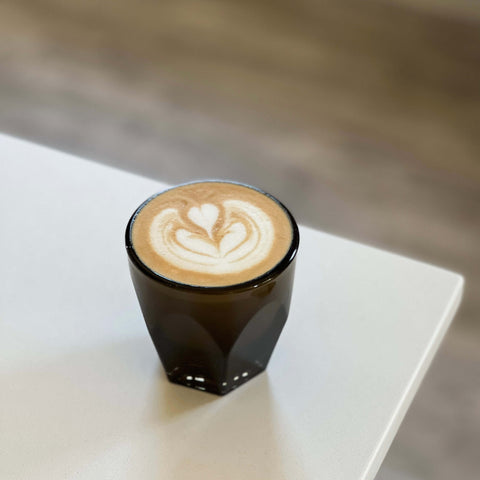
[{"x1": 166, "y1": 363, "x2": 265, "y2": 396}]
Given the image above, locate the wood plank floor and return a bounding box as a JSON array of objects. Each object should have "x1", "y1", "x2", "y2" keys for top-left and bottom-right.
[{"x1": 1, "y1": 1, "x2": 479, "y2": 478}]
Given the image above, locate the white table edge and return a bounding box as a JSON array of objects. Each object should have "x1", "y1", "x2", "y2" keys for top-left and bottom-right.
[{"x1": 362, "y1": 276, "x2": 463, "y2": 480}]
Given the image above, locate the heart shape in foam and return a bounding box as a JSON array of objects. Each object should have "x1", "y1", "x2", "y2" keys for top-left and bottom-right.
[
  {"x1": 176, "y1": 208, "x2": 247, "y2": 258},
  {"x1": 187, "y1": 204, "x2": 219, "y2": 238},
  {"x1": 149, "y1": 198, "x2": 274, "y2": 274}
]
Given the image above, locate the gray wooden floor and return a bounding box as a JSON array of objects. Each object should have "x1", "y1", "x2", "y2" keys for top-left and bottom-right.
[{"x1": 1, "y1": 1, "x2": 479, "y2": 478}]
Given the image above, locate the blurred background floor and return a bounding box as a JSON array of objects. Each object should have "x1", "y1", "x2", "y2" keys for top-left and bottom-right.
[{"x1": 1, "y1": 1, "x2": 479, "y2": 479}]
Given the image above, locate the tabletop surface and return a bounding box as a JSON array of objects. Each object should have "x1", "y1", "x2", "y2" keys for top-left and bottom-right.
[{"x1": 0, "y1": 134, "x2": 463, "y2": 480}]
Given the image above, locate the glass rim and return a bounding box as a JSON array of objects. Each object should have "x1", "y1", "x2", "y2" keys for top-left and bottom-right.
[{"x1": 125, "y1": 180, "x2": 300, "y2": 294}]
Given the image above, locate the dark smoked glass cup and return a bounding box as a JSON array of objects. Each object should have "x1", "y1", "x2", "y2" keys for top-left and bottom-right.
[{"x1": 125, "y1": 184, "x2": 299, "y2": 396}]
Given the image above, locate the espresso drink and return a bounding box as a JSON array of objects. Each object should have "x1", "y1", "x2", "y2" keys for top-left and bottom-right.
[
  {"x1": 130, "y1": 182, "x2": 293, "y2": 287},
  {"x1": 126, "y1": 181, "x2": 299, "y2": 395}
]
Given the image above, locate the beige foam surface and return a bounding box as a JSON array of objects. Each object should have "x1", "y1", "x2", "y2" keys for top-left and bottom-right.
[{"x1": 131, "y1": 182, "x2": 293, "y2": 286}]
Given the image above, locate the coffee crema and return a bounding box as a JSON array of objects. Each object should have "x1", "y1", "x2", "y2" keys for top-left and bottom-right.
[{"x1": 130, "y1": 181, "x2": 293, "y2": 287}]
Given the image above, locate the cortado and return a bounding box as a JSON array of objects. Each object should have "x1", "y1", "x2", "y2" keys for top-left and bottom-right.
[{"x1": 131, "y1": 181, "x2": 293, "y2": 287}]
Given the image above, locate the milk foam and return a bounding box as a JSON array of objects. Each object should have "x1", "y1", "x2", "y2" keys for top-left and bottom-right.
[
  {"x1": 149, "y1": 199, "x2": 274, "y2": 275},
  {"x1": 131, "y1": 182, "x2": 293, "y2": 286}
]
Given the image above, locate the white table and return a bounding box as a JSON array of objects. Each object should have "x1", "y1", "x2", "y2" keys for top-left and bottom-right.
[{"x1": 0, "y1": 134, "x2": 463, "y2": 480}]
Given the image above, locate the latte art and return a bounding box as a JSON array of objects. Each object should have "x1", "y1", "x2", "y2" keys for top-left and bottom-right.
[
  {"x1": 150, "y1": 200, "x2": 274, "y2": 274},
  {"x1": 130, "y1": 182, "x2": 293, "y2": 287}
]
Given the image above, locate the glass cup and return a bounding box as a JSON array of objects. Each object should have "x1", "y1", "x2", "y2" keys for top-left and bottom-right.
[{"x1": 125, "y1": 183, "x2": 299, "y2": 395}]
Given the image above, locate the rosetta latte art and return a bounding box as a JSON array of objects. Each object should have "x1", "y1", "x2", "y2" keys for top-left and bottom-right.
[{"x1": 149, "y1": 200, "x2": 275, "y2": 275}]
